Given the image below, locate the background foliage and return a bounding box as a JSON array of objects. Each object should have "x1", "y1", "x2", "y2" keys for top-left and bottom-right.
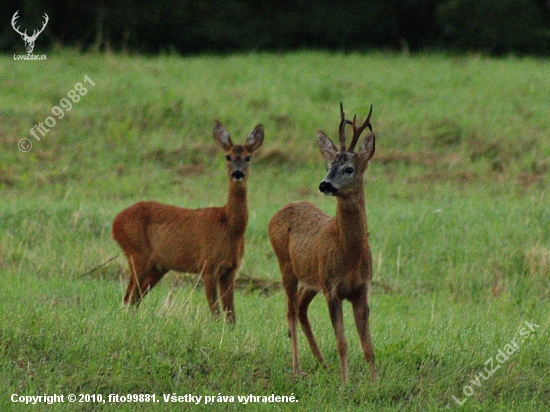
[{"x1": 2, "y1": 0, "x2": 550, "y2": 55}]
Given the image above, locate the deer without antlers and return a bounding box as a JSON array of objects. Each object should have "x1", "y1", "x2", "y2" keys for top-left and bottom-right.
[
  {"x1": 11, "y1": 11, "x2": 49, "y2": 54},
  {"x1": 112, "y1": 122, "x2": 264, "y2": 323},
  {"x1": 269, "y1": 103, "x2": 377, "y2": 382}
]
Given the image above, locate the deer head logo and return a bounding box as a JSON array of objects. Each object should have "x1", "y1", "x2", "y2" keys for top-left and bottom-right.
[{"x1": 11, "y1": 11, "x2": 49, "y2": 54}]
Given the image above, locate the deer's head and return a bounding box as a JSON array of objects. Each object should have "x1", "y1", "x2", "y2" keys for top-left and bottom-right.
[
  {"x1": 214, "y1": 121, "x2": 264, "y2": 182},
  {"x1": 12, "y1": 11, "x2": 49, "y2": 54},
  {"x1": 317, "y1": 103, "x2": 375, "y2": 197}
]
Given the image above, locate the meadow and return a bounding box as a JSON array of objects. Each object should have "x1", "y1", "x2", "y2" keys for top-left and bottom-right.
[{"x1": 0, "y1": 50, "x2": 549, "y2": 411}]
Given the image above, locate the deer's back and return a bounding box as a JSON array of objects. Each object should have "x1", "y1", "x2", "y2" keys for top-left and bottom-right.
[{"x1": 112, "y1": 201, "x2": 244, "y2": 273}]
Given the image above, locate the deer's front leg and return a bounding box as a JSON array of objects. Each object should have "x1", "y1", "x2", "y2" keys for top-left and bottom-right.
[
  {"x1": 202, "y1": 269, "x2": 220, "y2": 318},
  {"x1": 327, "y1": 294, "x2": 348, "y2": 382},
  {"x1": 219, "y1": 268, "x2": 237, "y2": 324},
  {"x1": 351, "y1": 286, "x2": 377, "y2": 381}
]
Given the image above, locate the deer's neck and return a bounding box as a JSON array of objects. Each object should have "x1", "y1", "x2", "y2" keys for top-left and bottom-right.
[
  {"x1": 224, "y1": 180, "x2": 248, "y2": 236},
  {"x1": 335, "y1": 187, "x2": 368, "y2": 255}
]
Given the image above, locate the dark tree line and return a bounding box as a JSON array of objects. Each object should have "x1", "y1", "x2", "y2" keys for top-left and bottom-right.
[{"x1": 2, "y1": 0, "x2": 550, "y2": 55}]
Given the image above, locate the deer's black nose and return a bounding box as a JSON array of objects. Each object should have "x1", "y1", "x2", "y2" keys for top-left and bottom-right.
[
  {"x1": 319, "y1": 181, "x2": 338, "y2": 194},
  {"x1": 231, "y1": 170, "x2": 245, "y2": 181}
]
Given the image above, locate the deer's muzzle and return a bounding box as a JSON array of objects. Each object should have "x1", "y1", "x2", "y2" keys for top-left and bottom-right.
[
  {"x1": 319, "y1": 180, "x2": 338, "y2": 195},
  {"x1": 231, "y1": 170, "x2": 245, "y2": 181}
]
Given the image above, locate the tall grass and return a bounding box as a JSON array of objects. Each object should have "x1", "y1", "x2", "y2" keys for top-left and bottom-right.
[{"x1": 0, "y1": 50, "x2": 549, "y2": 410}]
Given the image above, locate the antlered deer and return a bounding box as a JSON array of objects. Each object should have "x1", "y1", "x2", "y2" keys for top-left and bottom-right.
[
  {"x1": 112, "y1": 122, "x2": 264, "y2": 323},
  {"x1": 269, "y1": 103, "x2": 377, "y2": 382}
]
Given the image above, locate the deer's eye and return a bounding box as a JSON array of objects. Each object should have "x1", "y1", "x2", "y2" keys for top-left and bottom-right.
[
  {"x1": 225, "y1": 155, "x2": 232, "y2": 161},
  {"x1": 344, "y1": 167, "x2": 354, "y2": 174},
  {"x1": 244, "y1": 156, "x2": 251, "y2": 162}
]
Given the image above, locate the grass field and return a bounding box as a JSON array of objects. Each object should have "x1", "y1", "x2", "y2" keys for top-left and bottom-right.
[{"x1": 0, "y1": 50, "x2": 549, "y2": 411}]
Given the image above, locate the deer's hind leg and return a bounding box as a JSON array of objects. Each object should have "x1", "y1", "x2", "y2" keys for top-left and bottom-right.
[
  {"x1": 269, "y1": 213, "x2": 304, "y2": 375},
  {"x1": 123, "y1": 254, "x2": 168, "y2": 306},
  {"x1": 280, "y1": 267, "x2": 303, "y2": 376},
  {"x1": 297, "y1": 287, "x2": 326, "y2": 368},
  {"x1": 123, "y1": 253, "x2": 155, "y2": 306},
  {"x1": 137, "y1": 264, "x2": 169, "y2": 304}
]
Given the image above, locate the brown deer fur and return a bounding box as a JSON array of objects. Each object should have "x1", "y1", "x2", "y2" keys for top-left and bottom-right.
[
  {"x1": 112, "y1": 122, "x2": 264, "y2": 323},
  {"x1": 268, "y1": 104, "x2": 377, "y2": 381}
]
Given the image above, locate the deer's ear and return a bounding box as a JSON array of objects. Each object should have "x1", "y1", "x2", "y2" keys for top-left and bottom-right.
[
  {"x1": 317, "y1": 131, "x2": 337, "y2": 161},
  {"x1": 245, "y1": 124, "x2": 264, "y2": 152},
  {"x1": 359, "y1": 132, "x2": 375, "y2": 163},
  {"x1": 214, "y1": 121, "x2": 233, "y2": 150}
]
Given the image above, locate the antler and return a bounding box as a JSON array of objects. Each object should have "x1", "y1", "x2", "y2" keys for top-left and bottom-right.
[
  {"x1": 338, "y1": 102, "x2": 352, "y2": 151},
  {"x1": 33, "y1": 13, "x2": 49, "y2": 39},
  {"x1": 11, "y1": 11, "x2": 49, "y2": 40},
  {"x1": 11, "y1": 11, "x2": 26, "y2": 37},
  {"x1": 348, "y1": 104, "x2": 373, "y2": 152}
]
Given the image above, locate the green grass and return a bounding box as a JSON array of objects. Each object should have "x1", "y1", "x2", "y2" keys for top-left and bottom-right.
[{"x1": 0, "y1": 50, "x2": 549, "y2": 411}]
